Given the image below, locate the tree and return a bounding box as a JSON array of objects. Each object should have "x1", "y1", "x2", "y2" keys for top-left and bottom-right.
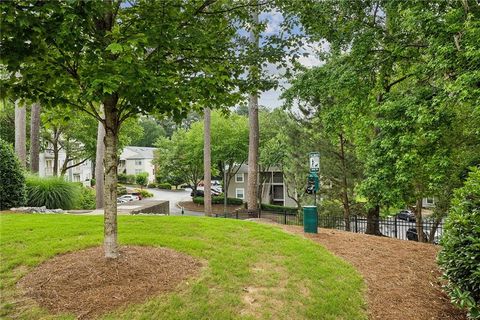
[
  {"x1": 0, "y1": 139, "x2": 26, "y2": 210},
  {"x1": 1, "y1": 1, "x2": 315, "y2": 258},
  {"x1": 130, "y1": 117, "x2": 165, "y2": 147},
  {"x1": 135, "y1": 172, "x2": 148, "y2": 188},
  {"x1": 29, "y1": 102, "x2": 41, "y2": 173},
  {"x1": 95, "y1": 117, "x2": 105, "y2": 209},
  {"x1": 203, "y1": 108, "x2": 212, "y2": 216},
  {"x1": 14, "y1": 101, "x2": 26, "y2": 167},
  {"x1": 247, "y1": 5, "x2": 260, "y2": 214}
]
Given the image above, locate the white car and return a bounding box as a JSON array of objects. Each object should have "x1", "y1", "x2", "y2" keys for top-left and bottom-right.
[{"x1": 118, "y1": 195, "x2": 140, "y2": 202}]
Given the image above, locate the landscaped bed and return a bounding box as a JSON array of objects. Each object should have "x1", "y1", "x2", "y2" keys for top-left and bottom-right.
[
  {"x1": 0, "y1": 214, "x2": 366, "y2": 319},
  {"x1": 276, "y1": 225, "x2": 467, "y2": 320}
]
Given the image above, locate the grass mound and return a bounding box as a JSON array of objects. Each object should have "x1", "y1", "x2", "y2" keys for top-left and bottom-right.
[{"x1": 0, "y1": 215, "x2": 366, "y2": 319}]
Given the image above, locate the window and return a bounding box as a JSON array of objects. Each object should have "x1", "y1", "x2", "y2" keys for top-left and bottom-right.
[
  {"x1": 135, "y1": 160, "x2": 142, "y2": 166},
  {"x1": 426, "y1": 198, "x2": 435, "y2": 204},
  {"x1": 273, "y1": 185, "x2": 284, "y2": 200},
  {"x1": 272, "y1": 172, "x2": 284, "y2": 183},
  {"x1": 46, "y1": 160, "x2": 53, "y2": 168},
  {"x1": 135, "y1": 169, "x2": 142, "y2": 174},
  {"x1": 235, "y1": 173, "x2": 244, "y2": 183},
  {"x1": 235, "y1": 188, "x2": 244, "y2": 199}
]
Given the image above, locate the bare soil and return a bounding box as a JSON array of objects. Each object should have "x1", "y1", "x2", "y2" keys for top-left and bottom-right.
[
  {"x1": 278, "y1": 225, "x2": 466, "y2": 320},
  {"x1": 18, "y1": 246, "x2": 202, "y2": 319},
  {"x1": 178, "y1": 201, "x2": 243, "y2": 215}
]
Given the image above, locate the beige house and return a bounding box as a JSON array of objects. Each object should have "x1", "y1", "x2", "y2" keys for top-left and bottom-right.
[
  {"x1": 118, "y1": 146, "x2": 156, "y2": 183},
  {"x1": 226, "y1": 164, "x2": 297, "y2": 207}
]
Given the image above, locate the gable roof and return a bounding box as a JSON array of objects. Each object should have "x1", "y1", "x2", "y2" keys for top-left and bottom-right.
[{"x1": 120, "y1": 146, "x2": 156, "y2": 160}]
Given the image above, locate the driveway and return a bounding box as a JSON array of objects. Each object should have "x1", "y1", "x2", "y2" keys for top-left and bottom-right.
[{"x1": 146, "y1": 188, "x2": 203, "y2": 216}]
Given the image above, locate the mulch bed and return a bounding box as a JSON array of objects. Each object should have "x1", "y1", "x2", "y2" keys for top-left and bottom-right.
[
  {"x1": 279, "y1": 225, "x2": 467, "y2": 320},
  {"x1": 178, "y1": 201, "x2": 243, "y2": 215},
  {"x1": 18, "y1": 246, "x2": 202, "y2": 319}
]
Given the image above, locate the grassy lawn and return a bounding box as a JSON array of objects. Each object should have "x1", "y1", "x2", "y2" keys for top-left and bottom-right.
[{"x1": 0, "y1": 214, "x2": 366, "y2": 320}]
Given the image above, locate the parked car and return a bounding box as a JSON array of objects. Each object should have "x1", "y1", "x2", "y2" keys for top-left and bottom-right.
[
  {"x1": 128, "y1": 192, "x2": 143, "y2": 200},
  {"x1": 190, "y1": 187, "x2": 221, "y2": 197},
  {"x1": 406, "y1": 228, "x2": 429, "y2": 241},
  {"x1": 397, "y1": 210, "x2": 415, "y2": 222},
  {"x1": 118, "y1": 195, "x2": 140, "y2": 202},
  {"x1": 116, "y1": 198, "x2": 128, "y2": 204}
]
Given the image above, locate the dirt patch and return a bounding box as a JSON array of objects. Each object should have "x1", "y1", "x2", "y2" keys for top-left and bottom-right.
[
  {"x1": 18, "y1": 246, "x2": 202, "y2": 319},
  {"x1": 178, "y1": 201, "x2": 243, "y2": 215},
  {"x1": 240, "y1": 261, "x2": 289, "y2": 318},
  {"x1": 276, "y1": 225, "x2": 466, "y2": 320}
]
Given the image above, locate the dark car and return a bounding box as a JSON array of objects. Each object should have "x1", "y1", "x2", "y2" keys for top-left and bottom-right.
[
  {"x1": 190, "y1": 188, "x2": 222, "y2": 198},
  {"x1": 397, "y1": 210, "x2": 415, "y2": 222},
  {"x1": 406, "y1": 228, "x2": 428, "y2": 241},
  {"x1": 191, "y1": 189, "x2": 204, "y2": 197}
]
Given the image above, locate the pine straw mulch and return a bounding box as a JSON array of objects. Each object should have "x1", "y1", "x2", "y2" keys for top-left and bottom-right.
[
  {"x1": 276, "y1": 224, "x2": 467, "y2": 320},
  {"x1": 17, "y1": 246, "x2": 203, "y2": 319}
]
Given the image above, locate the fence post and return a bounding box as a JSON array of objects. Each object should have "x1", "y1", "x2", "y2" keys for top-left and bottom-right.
[
  {"x1": 394, "y1": 216, "x2": 398, "y2": 239},
  {"x1": 354, "y1": 215, "x2": 358, "y2": 233}
]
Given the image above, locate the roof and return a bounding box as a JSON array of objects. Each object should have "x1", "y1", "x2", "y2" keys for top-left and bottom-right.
[{"x1": 119, "y1": 146, "x2": 157, "y2": 160}]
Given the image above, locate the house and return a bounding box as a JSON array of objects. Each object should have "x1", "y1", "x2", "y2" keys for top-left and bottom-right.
[
  {"x1": 118, "y1": 146, "x2": 156, "y2": 183},
  {"x1": 38, "y1": 142, "x2": 92, "y2": 185},
  {"x1": 226, "y1": 164, "x2": 297, "y2": 207}
]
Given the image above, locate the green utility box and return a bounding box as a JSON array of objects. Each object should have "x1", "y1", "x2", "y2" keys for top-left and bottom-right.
[{"x1": 303, "y1": 205, "x2": 318, "y2": 233}]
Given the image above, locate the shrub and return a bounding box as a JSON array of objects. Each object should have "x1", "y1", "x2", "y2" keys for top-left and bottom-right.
[
  {"x1": 25, "y1": 175, "x2": 80, "y2": 210},
  {"x1": 0, "y1": 139, "x2": 26, "y2": 209},
  {"x1": 147, "y1": 182, "x2": 157, "y2": 188},
  {"x1": 75, "y1": 187, "x2": 96, "y2": 210},
  {"x1": 134, "y1": 188, "x2": 153, "y2": 198},
  {"x1": 157, "y1": 182, "x2": 172, "y2": 190},
  {"x1": 193, "y1": 196, "x2": 243, "y2": 205},
  {"x1": 261, "y1": 203, "x2": 298, "y2": 215},
  {"x1": 90, "y1": 178, "x2": 96, "y2": 187},
  {"x1": 118, "y1": 173, "x2": 127, "y2": 183},
  {"x1": 126, "y1": 174, "x2": 136, "y2": 184},
  {"x1": 117, "y1": 185, "x2": 127, "y2": 196},
  {"x1": 135, "y1": 172, "x2": 148, "y2": 187},
  {"x1": 438, "y1": 168, "x2": 480, "y2": 319}
]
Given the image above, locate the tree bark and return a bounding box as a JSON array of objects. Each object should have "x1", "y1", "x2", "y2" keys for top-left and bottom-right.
[
  {"x1": 366, "y1": 205, "x2": 382, "y2": 235},
  {"x1": 95, "y1": 115, "x2": 105, "y2": 209},
  {"x1": 103, "y1": 97, "x2": 119, "y2": 259},
  {"x1": 29, "y1": 102, "x2": 41, "y2": 173},
  {"x1": 415, "y1": 198, "x2": 425, "y2": 242},
  {"x1": 203, "y1": 107, "x2": 212, "y2": 216},
  {"x1": 339, "y1": 133, "x2": 351, "y2": 231},
  {"x1": 52, "y1": 132, "x2": 60, "y2": 176},
  {"x1": 246, "y1": 7, "x2": 260, "y2": 214},
  {"x1": 14, "y1": 100, "x2": 26, "y2": 167}
]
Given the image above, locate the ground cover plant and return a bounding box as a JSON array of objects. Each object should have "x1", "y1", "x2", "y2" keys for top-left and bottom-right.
[{"x1": 0, "y1": 214, "x2": 366, "y2": 320}]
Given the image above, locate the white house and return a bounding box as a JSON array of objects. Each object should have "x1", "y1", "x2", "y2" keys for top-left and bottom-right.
[
  {"x1": 118, "y1": 146, "x2": 156, "y2": 183},
  {"x1": 38, "y1": 143, "x2": 92, "y2": 185}
]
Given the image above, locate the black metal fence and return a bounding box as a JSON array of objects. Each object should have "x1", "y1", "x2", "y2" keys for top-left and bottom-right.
[{"x1": 215, "y1": 210, "x2": 444, "y2": 243}]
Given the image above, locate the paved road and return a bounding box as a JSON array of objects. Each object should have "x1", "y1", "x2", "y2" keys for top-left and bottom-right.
[{"x1": 146, "y1": 188, "x2": 203, "y2": 216}]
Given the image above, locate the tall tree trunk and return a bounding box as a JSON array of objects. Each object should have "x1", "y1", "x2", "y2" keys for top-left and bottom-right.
[
  {"x1": 247, "y1": 7, "x2": 259, "y2": 214},
  {"x1": 29, "y1": 102, "x2": 41, "y2": 173},
  {"x1": 95, "y1": 115, "x2": 105, "y2": 209},
  {"x1": 203, "y1": 108, "x2": 212, "y2": 216},
  {"x1": 366, "y1": 205, "x2": 382, "y2": 235},
  {"x1": 415, "y1": 198, "x2": 425, "y2": 242},
  {"x1": 103, "y1": 97, "x2": 119, "y2": 259},
  {"x1": 52, "y1": 134, "x2": 59, "y2": 176},
  {"x1": 14, "y1": 100, "x2": 26, "y2": 167},
  {"x1": 339, "y1": 133, "x2": 351, "y2": 231}
]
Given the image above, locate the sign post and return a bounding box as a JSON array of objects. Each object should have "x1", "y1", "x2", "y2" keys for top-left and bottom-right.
[{"x1": 304, "y1": 152, "x2": 320, "y2": 234}]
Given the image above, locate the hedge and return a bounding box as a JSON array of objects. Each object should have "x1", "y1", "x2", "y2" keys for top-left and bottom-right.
[
  {"x1": 193, "y1": 196, "x2": 243, "y2": 205},
  {"x1": 261, "y1": 203, "x2": 298, "y2": 215},
  {"x1": 0, "y1": 139, "x2": 26, "y2": 209},
  {"x1": 438, "y1": 168, "x2": 480, "y2": 319},
  {"x1": 157, "y1": 182, "x2": 172, "y2": 190}
]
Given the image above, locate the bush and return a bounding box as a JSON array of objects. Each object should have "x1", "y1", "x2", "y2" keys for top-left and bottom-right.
[
  {"x1": 135, "y1": 172, "x2": 148, "y2": 187},
  {"x1": 75, "y1": 187, "x2": 95, "y2": 210},
  {"x1": 90, "y1": 178, "x2": 96, "y2": 187},
  {"x1": 157, "y1": 182, "x2": 172, "y2": 190},
  {"x1": 193, "y1": 196, "x2": 243, "y2": 205},
  {"x1": 25, "y1": 175, "x2": 80, "y2": 210},
  {"x1": 438, "y1": 168, "x2": 480, "y2": 319},
  {"x1": 0, "y1": 139, "x2": 26, "y2": 209},
  {"x1": 261, "y1": 203, "x2": 298, "y2": 215},
  {"x1": 117, "y1": 185, "x2": 127, "y2": 196},
  {"x1": 134, "y1": 188, "x2": 153, "y2": 198},
  {"x1": 147, "y1": 182, "x2": 157, "y2": 188}
]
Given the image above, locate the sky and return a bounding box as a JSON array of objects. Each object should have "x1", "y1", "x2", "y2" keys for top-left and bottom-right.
[{"x1": 257, "y1": 11, "x2": 323, "y2": 109}]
